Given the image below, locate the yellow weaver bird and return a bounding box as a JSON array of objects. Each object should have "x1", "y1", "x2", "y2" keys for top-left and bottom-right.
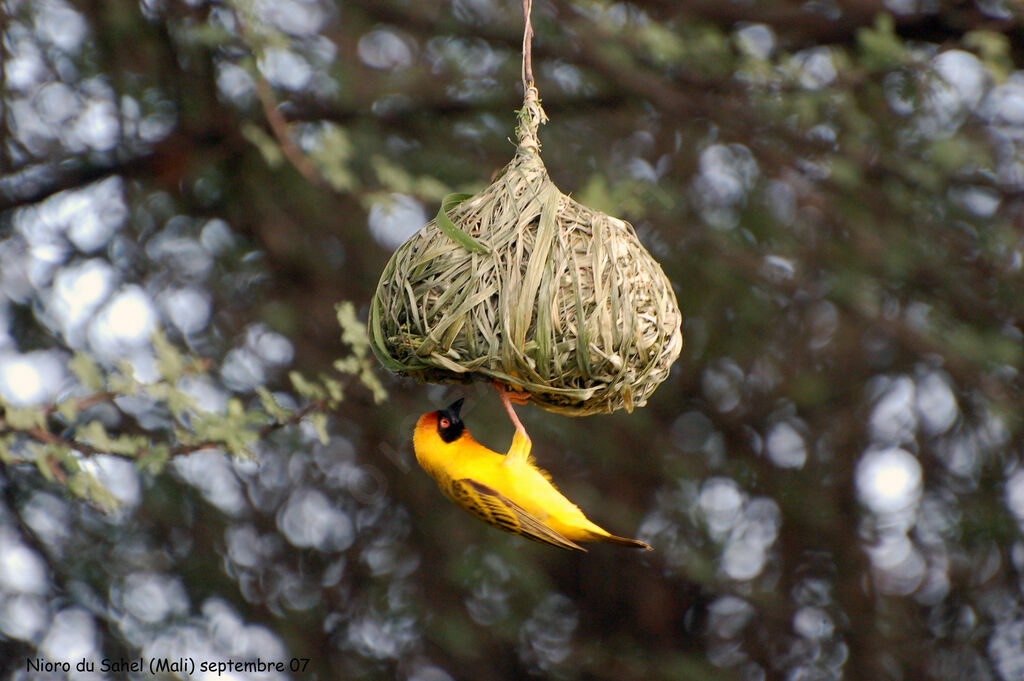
[{"x1": 413, "y1": 388, "x2": 651, "y2": 551}]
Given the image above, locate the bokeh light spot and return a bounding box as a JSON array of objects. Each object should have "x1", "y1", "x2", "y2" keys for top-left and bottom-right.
[{"x1": 856, "y1": 447, "x2": 922, "y2": 515}]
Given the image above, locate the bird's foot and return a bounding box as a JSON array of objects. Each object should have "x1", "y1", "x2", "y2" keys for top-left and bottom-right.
[{"x1": 498, "y1": 382, "x2": 531, "y2": 405}]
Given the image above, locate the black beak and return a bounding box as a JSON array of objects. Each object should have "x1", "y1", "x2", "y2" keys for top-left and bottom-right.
[{"x1": 446, "y1": 398, "x2": 465, "y2": 417}]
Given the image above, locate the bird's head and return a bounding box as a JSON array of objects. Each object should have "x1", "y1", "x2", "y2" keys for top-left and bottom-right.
[{"x1": 416, "y1": 398, "x2": 466, "y2": 445}]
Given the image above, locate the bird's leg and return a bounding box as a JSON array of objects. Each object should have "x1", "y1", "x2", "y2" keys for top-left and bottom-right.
[
  {"x1": 494, "y1": 381, "x2": 531, "y2": 464},
  {"x1": 495, "y1": 381, "x2": 530, "y2": 435}
]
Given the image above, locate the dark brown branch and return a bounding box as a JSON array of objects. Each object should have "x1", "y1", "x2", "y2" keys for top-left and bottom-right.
[
  {"x1": 0, "y1": 126, "x2": 234, "y2": 213},
  {"x1": 233, "y1": 8, "x2": 331, "y2": 192},
  {"x1": 0, "y1": 155, "x2": 150, "y2": 213}
]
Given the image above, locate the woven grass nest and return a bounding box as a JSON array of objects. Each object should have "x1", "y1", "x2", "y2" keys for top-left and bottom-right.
[{"x1": 369, "y1": 88, "x2": 682, "y2": 416}]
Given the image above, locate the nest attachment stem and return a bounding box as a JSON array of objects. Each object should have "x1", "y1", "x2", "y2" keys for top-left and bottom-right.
[
  {"x1": 521, "y1": 0, "x2": 535, "y2": 90},
  {"x1": 516, "y1": 1, "x2": 547, "y2": 155}
]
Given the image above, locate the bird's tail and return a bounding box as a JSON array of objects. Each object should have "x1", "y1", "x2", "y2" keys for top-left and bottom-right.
[{"x1": 589, "y1": 531, "x2": 653, "y2": 551}]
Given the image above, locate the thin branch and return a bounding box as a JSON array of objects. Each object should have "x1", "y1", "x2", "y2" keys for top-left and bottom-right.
[
  {"x1": 0, "y1": 396, "x2": 329, "y2": 483},
  {"x1": 234, "y1": 10, "x2": 330, "y2": 191},
  {"x1": 165, "y1": 398, "x2": 328, "y2": 458},
  {"x1": 254, "y1": 77, "x2": 330, "y2": 190},
  {"x1": 42, "y1": 391, "x2": 118, "y2": 419},
  {"x1": 521, "y1": 0, "x2": 535, "y2": 89}
]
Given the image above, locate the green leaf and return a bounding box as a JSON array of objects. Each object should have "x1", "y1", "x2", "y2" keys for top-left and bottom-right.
[
  {"x1": 153, "y1": 330, "x2": 185, "y2": 383},
  {"x1": 189, "y1": 408, "x2": 257, "y2": 459},
  {"x1": 290, "y1": 371, "x2": 325, "y2": 401},
  {"x1": 257, "y1": 386, "x2": 291, "y2": 422},
  {"x1": 336, "y1": 301, "x2": 371, "y2": 359},
  {"x1": 182, "y1": 20, "x2": 236, "y2": 49},
  {"x1": 56, "y1": 398, "x2": 79, "y2": 423},
  {"x1": 56, "y1": 446, "x2": 81, "y2": 474},
  {"x1": 414, "y1": 175, "x2": 451, "y2": 202},
  {"x1": 69, "y1": 471, "x2": 121, "y2": 511},
  {"x1": 333, "y1": 356, "x2": 359, "y2": 375},
  {"x1": 856, "y1": 13, "x2": 906, "y2": 72},
  {"x1": 77, "y1": 420, "x2": 147, "y2": 456},
  {"x1": 30, "y1": 443, "x2": 58, "y2": 482},
  {"x1": 226, "y1": 397, "x2": 245, "y2": 419},
  {"x1": 964, "y1": 30, "x2": 1013, "y2": 82},
  {"x1": 164, "y1": 383, "x2": 198, "y2": 417},
  {"x1": 308, "y1": 123, "x2": 358, "y2": 193},
  {"x1": 361, "y1": 367, "x2": 387, "y2": 404},
  {"x1": 136, "y1": 444, "x2": 170, "y2": 475},
  {"x1": 241, "y1": 122, "x2": 284, "y2": 168},
  {"x1": 947, "y1": 325, "x2": 1024, "y2": 367},
  {"x1": 321, "y1": 377, "x2": 344, "y2": 405},
  {"x1": 5, "y1": 407, "x2": 46, "y2": 430},
  {"x1": 309, "y1": 411, "x2": 329, "y2": 446},
  {"x1": 435, "y1": 193, "x2": 489, "y2": 254},
  {"x1": 78, "y1": 421, "x2": 112, "y2": 449},
  {"x1": 371, "y1": 155, "x2": 414, "y2": 194},
  {"x1": 637, "y1": 21, "x2": 688, "y2": 66},
  {"x1": 67, "y1": 470, "x2": 88, "y2": 497},
  {"x1": 109, "y1": 361, "x2": 136, "y2": 394},
  {"x1": 69, "y1": 353, "x2": 105, "y2": 391}
]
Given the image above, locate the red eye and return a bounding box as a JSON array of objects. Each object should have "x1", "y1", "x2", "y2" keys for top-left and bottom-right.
[{"x1": 439, "y1": 417, "x2": 451, "y2": 429}]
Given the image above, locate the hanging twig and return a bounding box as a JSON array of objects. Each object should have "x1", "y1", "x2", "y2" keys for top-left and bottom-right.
[
  {"x1": 521, "y1": 0, "x2": 535, "y2": 90},
  {"x1": 517, "y1": 0, "x2": 546, "y2": 151}
]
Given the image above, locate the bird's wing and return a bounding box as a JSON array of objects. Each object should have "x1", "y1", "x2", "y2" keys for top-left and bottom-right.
[{"x1": 450, "y1": 478, "x2": 585, "y2": 551}]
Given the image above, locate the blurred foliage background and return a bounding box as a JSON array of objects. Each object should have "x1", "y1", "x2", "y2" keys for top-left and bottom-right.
[{"x1": 2, "y1": 0, "x2": 1024, "y2": 679}]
